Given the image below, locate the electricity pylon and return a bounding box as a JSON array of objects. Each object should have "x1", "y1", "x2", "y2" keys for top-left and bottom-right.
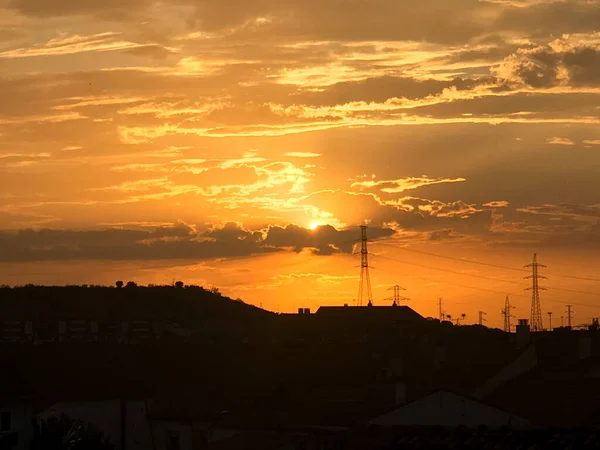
[
  {"x1": 387, "y1": 285, "x2": 410, "y2": 306},
  {"x1": 566, "y1": 305, "x2": 573, "y2": 328},
  {"x1": 357, "y1": 225, "x2": 373, "y2": 307},
  {"x1": 502, "y1": 295, "x2": 515, "y2": 333},
  {"x1": 478, "y1": 311, "x2": 487, "y2": 326},
  {"x1": 525, "y1": 253, "x2": 546, "y2": 332}
]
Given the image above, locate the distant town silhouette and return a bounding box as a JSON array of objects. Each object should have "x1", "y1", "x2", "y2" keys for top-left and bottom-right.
[{"x1": 1, "y1": 281, "x2": 600, "y2": 448}]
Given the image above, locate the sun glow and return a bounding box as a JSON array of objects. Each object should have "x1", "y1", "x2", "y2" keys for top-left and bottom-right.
[{"x1": 308, "y1": 221, "x2": 323, "y2": 230}]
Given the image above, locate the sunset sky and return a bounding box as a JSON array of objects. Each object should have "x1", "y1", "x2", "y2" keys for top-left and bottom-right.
[{"x1": 1, "y1": 0, "x2": 600, "y2": 327}]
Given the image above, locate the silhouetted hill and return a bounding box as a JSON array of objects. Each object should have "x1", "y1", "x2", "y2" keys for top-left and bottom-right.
[{"x1": 0, "y1": 283, "x2": 273, "y2": 327}]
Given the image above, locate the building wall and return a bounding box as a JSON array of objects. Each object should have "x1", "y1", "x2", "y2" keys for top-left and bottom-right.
[
  {"x1": 38, "y1": 400, "x2": 153, "y2": 450},
  {"x1": 472, "y1": 344, "x2": 537, "y2": 400},
  {"x1": 150, "y1": 420, "x2": 193, "y2": 450},
  {"x1": 370, "y1": 391, "x2": 529, "y2": 428},
  {"x1": 0, "y1": 404, "x2": 33, "y2": 450},
  {"x1": 0, "y1": 404, "x2": 34, "y2": 450}
]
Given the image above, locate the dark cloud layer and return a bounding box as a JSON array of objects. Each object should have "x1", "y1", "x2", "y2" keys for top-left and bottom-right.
[
  {"x1": 7, "y1": 0, "x2": 600, "y2": 46},
  {"x1": 0, "y1": 222, "x2": 395, "y2": 262},
  {"x1": 7, "y1": 0, "x2": 152, "y2": 19},
  {"x1": 263, "y1": 224, "x2": 394, "y2": 255},
  {"x1": 497, "y1": 42, "x2": 600, "y2": 88}
]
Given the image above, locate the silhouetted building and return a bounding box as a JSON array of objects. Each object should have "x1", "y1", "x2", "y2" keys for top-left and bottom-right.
[
  {"x1": 315, "y1": 305, "x2": 424, "y2": 322},
  {"x1": 0, "y1": 364, "x2": 34, "y2": 450},
  {"x1": 369, "y1": 390, "x2": 529, "y2": 428}
]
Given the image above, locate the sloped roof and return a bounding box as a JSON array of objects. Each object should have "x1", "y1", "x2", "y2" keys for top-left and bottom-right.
[
  {"x1": 370, "y1": 390, "x2": 530, "y2": 428},
  {"x1": 315, "y1": 305, "x2": 424, "y2": 321},
  {"x1": 484, "y1": 358, "x2": 600, "y2": 427}
]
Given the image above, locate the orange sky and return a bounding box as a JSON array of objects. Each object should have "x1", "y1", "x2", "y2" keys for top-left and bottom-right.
[{"x1": 1, "y1": 0, "x2": 600, "y2": 328}]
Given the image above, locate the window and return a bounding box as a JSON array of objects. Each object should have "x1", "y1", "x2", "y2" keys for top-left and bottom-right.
[
  {"x1": 166, "y1": 430, "x2": 180, "y2": 450},
  {"x1": 0, "y1": 412, "x2": 11, "y2": 432}
]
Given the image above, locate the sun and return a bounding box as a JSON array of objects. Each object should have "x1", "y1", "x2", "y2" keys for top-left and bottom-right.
[{"x1": 308, "y1": 221, "x2": 323, "y2": 230}]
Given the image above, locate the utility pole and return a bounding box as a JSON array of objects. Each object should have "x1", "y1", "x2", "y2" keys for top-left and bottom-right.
[
  {"x1": 502, "y1": 295, "x2": 514, "y2": 333},
  {"x1": 438, "y1": 298, "x2": 444, "y2": 321},
  {"x1": 525, "y1": 253, "x2": 546, "y2": 332},
  {"x1": 566, "y1": 305, "x2": 573, "y2": 329},
  {"x1": 547, "y1": 311, "x2": 553, "y2": 330},
  {"x1": 357, "y1": 225, "x2": 373, "y2": 307},
  {"x1": 478, "y1": 311, "x2": 487, "y2": 326}
]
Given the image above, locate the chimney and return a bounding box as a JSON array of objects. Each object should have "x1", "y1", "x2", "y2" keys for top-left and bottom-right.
[
  {"x1": 304, "y1": 308, "x2": 311, "y2": 315},
  {"x1": 516, "y1": 319, "x2": 531, "y2": 349},
  {"x1": 297, "y1": 308, "x2": 304, "y2": 315}
]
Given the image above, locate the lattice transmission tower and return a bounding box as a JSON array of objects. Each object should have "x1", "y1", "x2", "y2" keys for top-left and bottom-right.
[
  {"x1": 525, "y1": 253, "x2": 546, "y2": 332},
  {"x1": 387, "y1": 285, "x2": 410, "y2": 306},
  {"x1": 478, "y1": 311, "x2": 487, "y2": 326},
  {"x1": 357, "y1": 225, "x2": 373, "y2": 307},
  {"x1": 502, "y1": 295, "x2": 515, "y2": 333}
]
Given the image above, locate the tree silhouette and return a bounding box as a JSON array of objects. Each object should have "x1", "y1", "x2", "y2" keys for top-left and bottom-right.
[
  {"x1": 32, "y1": 414, "x2": 114, "y2": 450},
  {"x1": 115, "y1": 281, "x2": 123, "y2": 289},
  {"x1": 175, "y1": 281, "x2": 184, "y2": 289},
  {"x1": 125, "y1": 281, "x2": 137, "y2": 288}
]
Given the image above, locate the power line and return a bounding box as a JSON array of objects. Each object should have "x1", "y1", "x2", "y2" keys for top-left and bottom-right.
[
  {"x1": 374, "y1": 253, "x2": 521, "y2": 291},
  {"x1": 372, "y1": 251, "x2": 600, "y2": 297},
  {"x1": 372, "y1": 257, "x2": 522, "y2": 297},
  {"x1": 544, "y1": 297, "x2": 600, "y2": 309},
  {"x1": 369, "y1": 252, "x2": 600, "y2": 310},
  {"x1": 548, "y1": 287, "x2": 600, "y2": 297},
  {"x1": 371, "y1": 242, "x2": 600, "y2": 282}
]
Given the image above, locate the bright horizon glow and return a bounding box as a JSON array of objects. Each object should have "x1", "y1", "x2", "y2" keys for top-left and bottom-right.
[{"x1": 308, "y1": 221, "x2": 324, "y2": 230}]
